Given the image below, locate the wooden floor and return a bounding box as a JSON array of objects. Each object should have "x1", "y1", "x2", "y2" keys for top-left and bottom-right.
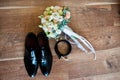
[{"x1": 0, "y1": 0, "x2": 120, "y2": 80}]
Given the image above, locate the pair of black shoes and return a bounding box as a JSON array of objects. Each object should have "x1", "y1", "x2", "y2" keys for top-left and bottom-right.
[{"x1": 24, "y1": 32, "x2": 53, "y2": 77}]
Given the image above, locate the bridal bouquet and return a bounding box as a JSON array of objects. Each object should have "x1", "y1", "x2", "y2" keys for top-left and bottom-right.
[
  {"x1": 38, "y1": 6, "x2": 96, "y2": 60},
  {"x1": 38, "y1": 6, "x2": 71, "y2": 39}
]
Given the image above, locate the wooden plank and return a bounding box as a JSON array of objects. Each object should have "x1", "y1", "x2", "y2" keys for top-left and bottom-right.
[
  {"x1": 0, "y1": 0, "x2": 119, "y2": 7},
  {"x1": 0, "y1": 7, "x2": 47, "y2": 59},
  {"x1": 70, "y1": 72, "x2": 120, "y2": 80},
  {"x1": 112, "y1": 4, "x2": 120, "y2": 27},
  {"x1": 0, "y1": 8, "x2": 43, "y2": 59},
  {"x1": 0, "y1": 56, "x2": 69, "y2": 80},
  {"x1": 0, "y1": 47, "x2": 120, "y2": 80},
  {"x1": 68, "y1": 47, "x2": 120, "y2": 79}
]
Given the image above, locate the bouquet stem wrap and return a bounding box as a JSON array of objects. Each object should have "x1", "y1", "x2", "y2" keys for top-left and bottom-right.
[{"x1": 62, "y1": 25, "x2": 96, "y2": 60}]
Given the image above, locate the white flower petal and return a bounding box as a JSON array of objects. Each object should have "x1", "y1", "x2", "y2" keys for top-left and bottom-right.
[
  {"x1": 54, "y1": 26, "x2": 58, "y2": 30},
  {"x1": 49, "y1": 16, "x2": 54, "y2": 21},
  {"x1": 58, "y1": 16, "x2": 63, "y2": 22},
  {"x1": 50, "y1": 6, "x2": 54, "y2": 9},
  {"x1": 54, "y1": 6, "x2": 60, "y2": 10},
  {"x1": 38, "y1": 25, "x2": 43, "y2": 28},
  {"x1": 56, "y1": 30, "x2": 62, "y2": 34},
  {"x1": 42, "y1": 27, "x2": 48, "y2": 32},
  {"x1": 41, "y1": 18, "x2": 47, "y2": 24},
  {"x1": 52, "y1": 12, "x2": 60, "y2": 19}
]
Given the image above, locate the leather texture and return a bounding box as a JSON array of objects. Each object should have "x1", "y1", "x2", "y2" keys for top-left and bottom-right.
[
  {"x1": 24, "y1": 32, "x2": 38, "y2": 77},
  {"x1": 37, "y1": 32, "x2": 53, "y2": 76}
]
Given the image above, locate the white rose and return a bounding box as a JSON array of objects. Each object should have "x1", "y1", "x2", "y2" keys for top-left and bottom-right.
[
  {"x1": 52, "y1": 12, "x2": 60, "y2": 19},
  {"x1": 58, "y1": 16, "x2": 63, "y2": 22},
  {"x1": 48, "y1": 22, "x2": 54, "y2": 28}
]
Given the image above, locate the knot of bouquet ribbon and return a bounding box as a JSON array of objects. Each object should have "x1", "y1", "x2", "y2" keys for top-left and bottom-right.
[{"x1": 62, "y1": 25, "x2": 96, "y2": 60}]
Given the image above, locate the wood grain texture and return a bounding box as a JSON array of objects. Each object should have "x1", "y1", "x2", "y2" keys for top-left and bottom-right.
[
  {"x1": 0, "y1": 4, "x2": 120, "y2": 59},
  {"x1": 68, "y1": 47, "x2": 120, "y2": 79},
  {"x1": 0, "y1": 0, "x2": 120, "y2": 80},
  {"x1": 70, "y1": 72, "x2": 120, "y2": 80},
  {"x1": 0, "y1": 0, "x2": 119, "y2": 7},
  {"x1": 0, "y1": 47, "x2": 120, "y2": 80}
]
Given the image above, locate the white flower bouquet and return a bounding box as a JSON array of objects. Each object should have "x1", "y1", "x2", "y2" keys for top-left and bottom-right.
[
  {"x1": 38, "y1": 6, "x2": 71, "y2": 39},
  {"x1": 38, "y1": 6, "x2": 96, "y2": 60}
]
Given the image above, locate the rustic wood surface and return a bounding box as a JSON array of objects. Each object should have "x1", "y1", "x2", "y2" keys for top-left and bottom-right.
[{"x1": 0, "y1": 0, "x2": 120, "y2": 80}]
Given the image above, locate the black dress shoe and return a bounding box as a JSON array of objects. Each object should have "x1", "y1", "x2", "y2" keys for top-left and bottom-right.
[
  {"x1": 24, "y1": 32, "x2": 38, "y2": 77},
  {"x1": 37, "y1": 32, "x2": 53, "y2": 76}
]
